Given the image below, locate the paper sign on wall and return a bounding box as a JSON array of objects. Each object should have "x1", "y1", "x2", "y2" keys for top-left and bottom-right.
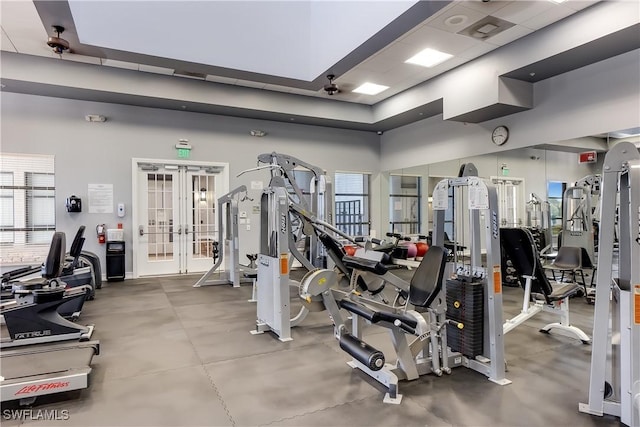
[{"x1": 88, "y1": 184, "x2": 114, "y2": 213}]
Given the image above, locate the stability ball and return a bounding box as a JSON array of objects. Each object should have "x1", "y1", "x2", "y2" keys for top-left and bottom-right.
[
  {"x1": 405, "y1": 243, "x2": 418, "y2": 259},
  {"x1": 344, "y1": 245, "x2": 357, "y2": 256},
  {"x1": 415, "y1": 242, "x2": 429, "y2": 258}
]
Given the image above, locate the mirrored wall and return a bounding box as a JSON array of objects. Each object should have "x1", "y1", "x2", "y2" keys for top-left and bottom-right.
[{"x1": 381, "y1": 144, "x2": 611, "y2": 239}]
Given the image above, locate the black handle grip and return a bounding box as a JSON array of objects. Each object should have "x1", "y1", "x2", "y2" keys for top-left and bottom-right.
[
  {"x1": 370, "y1": 238, "x2": 383, "y2": 245},
  {"x1": 394, "y1": 320, "x2": 416, "y2": 335},
  {"x1": 354, "y1": 237, "x2": 365, "y2": 242}
]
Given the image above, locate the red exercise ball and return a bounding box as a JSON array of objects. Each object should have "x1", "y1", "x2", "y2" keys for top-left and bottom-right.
[
  {"x1": 344, "y1": 245, "x2": 356, "y2": 256},
  {"x1": 415, "y1": 242, "x2": 429, "y2": 257}
]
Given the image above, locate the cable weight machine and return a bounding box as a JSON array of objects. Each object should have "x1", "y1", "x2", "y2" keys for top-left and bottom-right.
[
  {"x1": 194, "y1": 185, "x2": 255, "y2": 287},
  {"x1": 579, "y1": 142, "x2": 639, "y2": 427}
]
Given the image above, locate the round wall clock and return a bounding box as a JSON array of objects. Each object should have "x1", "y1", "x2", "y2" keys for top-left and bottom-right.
[{"x1": 492, "y1": 126, "x2": 509, "y2": 146}]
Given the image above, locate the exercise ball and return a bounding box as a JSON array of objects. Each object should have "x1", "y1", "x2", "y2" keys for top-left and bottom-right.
[
  {"x1": 344, "y1": 245, "x2": 356, "y2": 256},
  {"x1": 405, "y1": 243, "x2": 418, "y2": 259},
  {"x1": 415, "y1": 242, "x2": 429, "y2": 257}
]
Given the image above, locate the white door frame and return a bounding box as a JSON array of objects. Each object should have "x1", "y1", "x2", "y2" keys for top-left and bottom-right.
[{"x1": 132, "y1": 158, "x2": 229, "y2": 278}]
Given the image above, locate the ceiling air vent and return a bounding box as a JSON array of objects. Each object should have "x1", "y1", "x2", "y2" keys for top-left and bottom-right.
[{"x1": 458, "y1": 16, "x2": 515, "y2": 40}]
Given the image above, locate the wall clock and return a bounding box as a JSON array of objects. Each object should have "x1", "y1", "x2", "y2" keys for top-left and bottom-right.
[{"x1": 492, "y1": 126, "x2": 509, "y2": 146}]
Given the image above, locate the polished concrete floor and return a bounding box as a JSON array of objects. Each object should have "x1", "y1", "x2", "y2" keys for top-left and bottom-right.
[{"x1": 2, "y1": 271, "x2": 622, "y2": 427}]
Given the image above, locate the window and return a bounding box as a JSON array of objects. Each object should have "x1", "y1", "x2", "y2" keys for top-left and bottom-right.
[
  {"x1": 25, "y1": 172, "x2": 56, "y2": 244},
  {"x1": 335, "y1": 172, "x2": 370, "y2": 237},
  {"x1": 0, "y1": 172, "x2": 14, "y2": 244},
  {"x1": 547, "y1": 181, "x2": 566, "y2": 238},
  {"x1": 389, "y1": 175, "x2": 421, "y2": 235},
  {"x1": 0, "y1": 153, "x2": 55, "y2": 264}
]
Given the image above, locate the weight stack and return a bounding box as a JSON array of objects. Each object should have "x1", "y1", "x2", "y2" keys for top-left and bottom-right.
[{"x1": 446, "y1": 279, "x2": 484, "y2": 358}]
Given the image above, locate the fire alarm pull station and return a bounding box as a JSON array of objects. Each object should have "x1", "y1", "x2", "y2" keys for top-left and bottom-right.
[{"x1": 96, "y1": 224, "x2": 106, "y2": 244}]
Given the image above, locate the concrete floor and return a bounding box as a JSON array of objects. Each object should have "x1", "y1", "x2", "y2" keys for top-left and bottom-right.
[{"x1": 2, "y1": 272, "x2": 622, "y2": 427}]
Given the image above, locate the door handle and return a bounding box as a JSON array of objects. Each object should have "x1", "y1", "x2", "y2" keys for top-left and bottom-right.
[{"x1": 139, "y1": 225, "x2": 182, "y2": 236}]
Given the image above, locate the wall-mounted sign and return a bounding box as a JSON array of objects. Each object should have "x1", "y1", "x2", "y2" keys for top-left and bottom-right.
[
  {"x1": 88, "y1": 184, "x2": 113, "y2": 213},
  {"x1": 579, "y1": 151, "x2": 597, "y2": 164}
]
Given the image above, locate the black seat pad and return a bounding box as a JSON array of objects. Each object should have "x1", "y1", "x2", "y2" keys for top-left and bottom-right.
[
  {"x1": 342, "y1": 255, "x2": 388, "y2": 275},
  {"x1": 339, "y1": 300, "x2": 418, "y2": 329},
  {"x1": 408, "y1": 246, "x2": 447, "y2": 308}
]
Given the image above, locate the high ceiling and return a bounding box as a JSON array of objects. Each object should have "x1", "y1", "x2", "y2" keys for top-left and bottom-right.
[
  {"x1": 1, "y1": 0, "x2": 638, "y2": 132},
  {"x1": 4, "y1": 0, "x2": 599, "y2": 104}
]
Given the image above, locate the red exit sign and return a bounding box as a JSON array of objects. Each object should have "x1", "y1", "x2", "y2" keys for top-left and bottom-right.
[{"x1": 579, "y1": 151, "x2": 597, "y2": 163}]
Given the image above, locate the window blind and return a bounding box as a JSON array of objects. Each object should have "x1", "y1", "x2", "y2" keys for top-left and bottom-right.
[{"x1": 0, "y1": 153, "x2": 55, "y2": 265}]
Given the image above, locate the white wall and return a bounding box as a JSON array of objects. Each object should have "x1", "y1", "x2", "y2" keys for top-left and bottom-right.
[{"x1": 0, "y1": 93, "x2": 380, "y2": 275}]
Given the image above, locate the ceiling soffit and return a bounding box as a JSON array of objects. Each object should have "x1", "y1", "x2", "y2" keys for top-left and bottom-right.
[{"x1": 34, "y1": 0, "x2": 451, "y2": 91}]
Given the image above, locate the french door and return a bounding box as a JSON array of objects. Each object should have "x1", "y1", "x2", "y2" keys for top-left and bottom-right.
[{"x1": 133, "y1": 160, "x2": 228, "y2": 277}]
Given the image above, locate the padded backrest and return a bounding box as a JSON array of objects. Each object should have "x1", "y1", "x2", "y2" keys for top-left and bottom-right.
[
  {"x1": 43, "y1": 232, "x2": 66, "y2": 279},
  {"x1": 408, "y1": 245, "x2": 447, "y2": 308},
  {"x1": 318, "y1": 232, "x2": 349, "y2": 276},
  {"x1": 500, "y1": 228, "x2": 553, "y2": 298},
  {"x1": 69, "y1": 225, "x2": 86, "y2": 257}
]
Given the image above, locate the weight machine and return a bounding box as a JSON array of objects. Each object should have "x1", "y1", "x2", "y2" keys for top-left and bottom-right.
[
  {"x1": 579, "y1": 142, "x2": 639, "y2": 427},
  {"x1": 561, "y1": 175, "x2": 600, "y2": 264},
  {"x1": 194, "y1": 185, "x2": 255, "y2": 288},
  {"x1": 432, "y1": 174, "x2": 511, "y2": 386},
  {"x1": 244, "y1": 152, "x2": 334, "y2": 341},
  {"x1": 299, "y1": 172, "x2": 511, "y2": 403},
  {"x1": 491, "y1": 176, "x2": 525, "y2": 228},
  {"x1": 526, "y1": 193, "x2": 553, "y2": 254}
]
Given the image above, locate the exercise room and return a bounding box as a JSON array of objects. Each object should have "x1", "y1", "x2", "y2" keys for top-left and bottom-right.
[{"x1": 1, "y1": 1, "x2": 638, "y2": 426}]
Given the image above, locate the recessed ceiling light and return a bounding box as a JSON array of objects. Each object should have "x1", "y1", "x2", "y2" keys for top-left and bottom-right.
[
  {"x1": 352, "y1": 82, "x2": 389, "y2": 96},
  {"x1": 548, "y1": 0, "x2": 567, "y2": 3},
  {"x1": 405, "y1": 48, "x2": 453, "y2": 68}
]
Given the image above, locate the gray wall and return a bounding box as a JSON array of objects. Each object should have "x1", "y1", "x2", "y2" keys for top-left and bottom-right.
[
  {"x1": 0, "y1": 93, "x2": 380, "y2": 275},
  {"x1": 379, "y1": 50, "x2": 640, "y2": 171},
  {"x1": 2, "y1": 49, "x2": 638, "y2": 277}
]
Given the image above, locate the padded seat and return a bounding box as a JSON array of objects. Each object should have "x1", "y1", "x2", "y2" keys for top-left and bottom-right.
[
  {"x1": 500, "y1": 228, "x2": 590, "y2": 343},
  {"x1": 343, "y1": 255, "x2": 389, "y2": 276},
  {"x1": 547, "y1": 283, "x2": 581, "y2": 301}
]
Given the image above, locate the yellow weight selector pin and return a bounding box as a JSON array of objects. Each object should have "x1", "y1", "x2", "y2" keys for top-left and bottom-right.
[
  {"x1": 458, "y1": 322, "x2": 464, "y2": 329},
  {"x1": 454, "y1": 301, "x2": 460, "y2": 309}
]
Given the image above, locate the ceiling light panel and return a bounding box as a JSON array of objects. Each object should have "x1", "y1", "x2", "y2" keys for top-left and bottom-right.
[
  {"x1": 400, "y1": 26, "x2": 480, "y2": 56},
  {"x1": 352, "y1": 82, "x2": 390, "y2": 95},
  {"x1": 405, "y1": 48, "x2": 453, "y2": 68}
]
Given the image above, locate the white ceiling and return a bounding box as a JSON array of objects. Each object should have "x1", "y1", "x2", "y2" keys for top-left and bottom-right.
[
  {"x1": 0, "y1": 0, "x2": 600, "y2": 105},
  {"x1": 69, "y1": 0, "x2": 419, "y2": 82}
]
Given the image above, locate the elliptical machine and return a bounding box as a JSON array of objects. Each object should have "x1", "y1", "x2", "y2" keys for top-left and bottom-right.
[
  {"x1": 0, "y1": 232, "x2": 94, "y2": 348},
  {"x1": 1, "y1": 225, "x2": 100, "y2": 319}
]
